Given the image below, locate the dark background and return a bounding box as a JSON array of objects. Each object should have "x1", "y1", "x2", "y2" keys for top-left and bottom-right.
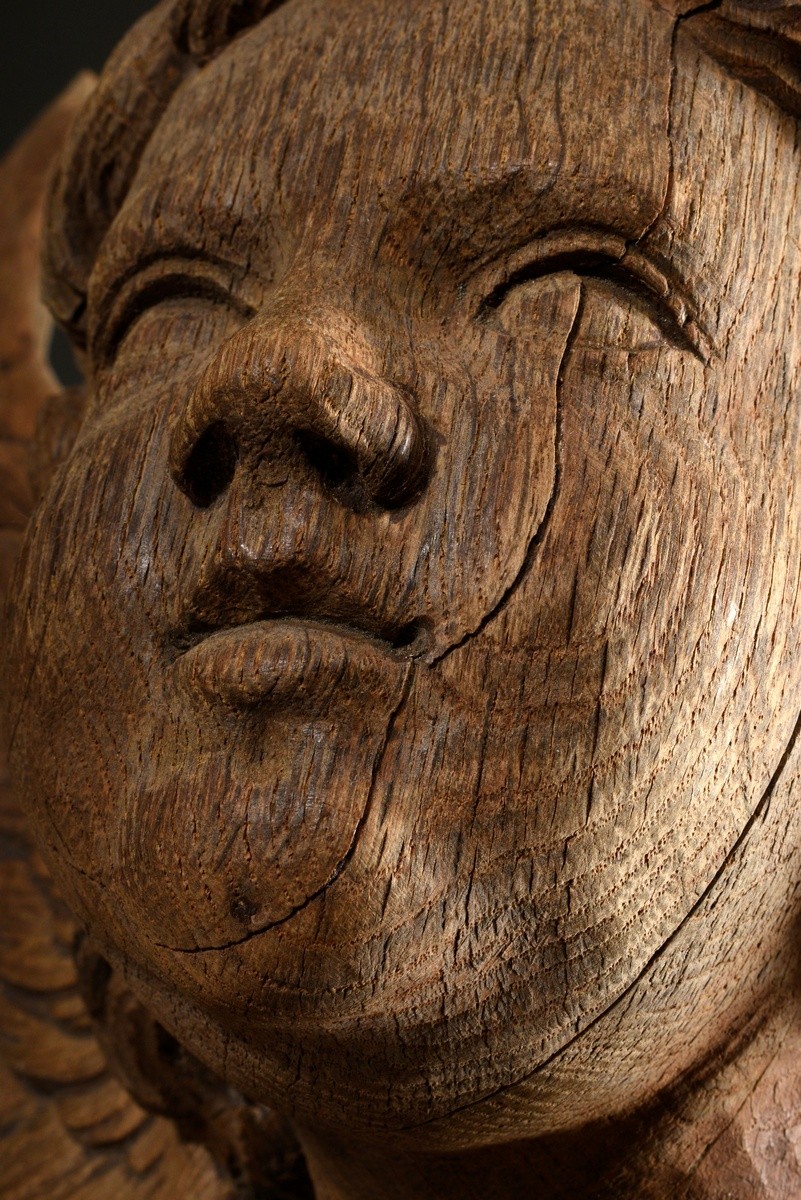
[
  {"x1": 1, "y1": 2, "x2": 151, "y2": 157},
  {"x1": 1, "y1": 3, "x2": 151, "y2": 380}
]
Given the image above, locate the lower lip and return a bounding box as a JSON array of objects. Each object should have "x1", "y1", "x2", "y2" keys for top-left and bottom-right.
[{"x1": 174, "y1": 618, "x2": 409, "y2": 715}]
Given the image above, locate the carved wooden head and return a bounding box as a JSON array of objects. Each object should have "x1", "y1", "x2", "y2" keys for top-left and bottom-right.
[{"x1": 4, "y1": 0, "x2": 801, "y2": 1151}]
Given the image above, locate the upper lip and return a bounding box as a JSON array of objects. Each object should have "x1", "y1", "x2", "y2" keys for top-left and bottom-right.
[{"x1": 169, "y1": 563, "x2": 425, "y2": 658}]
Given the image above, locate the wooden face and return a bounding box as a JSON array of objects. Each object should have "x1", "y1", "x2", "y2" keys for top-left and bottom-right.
[{"x1": 6, "y1": 0, "x2": 801, "y2": 1137}]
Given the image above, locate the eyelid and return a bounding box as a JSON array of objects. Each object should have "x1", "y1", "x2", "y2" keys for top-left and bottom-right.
[
  {"x1": 474, "y1": 232, "x2": 713, "y2": 364},
  {"x1": 89, "y1": 257, "x2": 256, "y2": 366}
]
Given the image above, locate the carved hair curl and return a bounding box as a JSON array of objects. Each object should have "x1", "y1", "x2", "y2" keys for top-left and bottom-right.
[{"x1": 681, "y1": 2, "x2": 801, "y2": 120}]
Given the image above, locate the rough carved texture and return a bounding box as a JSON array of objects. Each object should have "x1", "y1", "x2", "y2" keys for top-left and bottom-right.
[{"x1": 3, "y1": 1, "x2": 801, "y2": 1197}]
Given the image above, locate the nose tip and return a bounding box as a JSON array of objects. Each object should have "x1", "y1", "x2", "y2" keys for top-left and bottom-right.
[
  {"x1": 169, "y1": 315, "x2": 429, "y2": 511},
  {"x1": 303, "y1": 357, "x2": 429, "y2": 509}
]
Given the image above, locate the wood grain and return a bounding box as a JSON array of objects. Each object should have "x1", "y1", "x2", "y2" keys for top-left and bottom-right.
[{"x1": 4, "y1": 1, "x2": 801, "y2": 1196}]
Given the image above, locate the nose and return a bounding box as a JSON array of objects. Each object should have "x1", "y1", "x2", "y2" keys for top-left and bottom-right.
[{"x1": 169, "y1": 310, "x2": 429, "y2": 511}]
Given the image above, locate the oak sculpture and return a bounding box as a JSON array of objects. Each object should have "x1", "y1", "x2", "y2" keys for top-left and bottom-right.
[{"x1": 3, "y1": 1, "x2": 801, "y2": 1196}]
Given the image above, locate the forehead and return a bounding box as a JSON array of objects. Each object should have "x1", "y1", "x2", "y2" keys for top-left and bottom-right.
[{"x1": 113, "y1": 0, "x2": 674, "y2": 276}]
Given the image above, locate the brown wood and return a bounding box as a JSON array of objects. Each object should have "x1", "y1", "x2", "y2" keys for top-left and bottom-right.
[{"x1": 3, "y1": 2, "x2": 801, "y2": 1196}]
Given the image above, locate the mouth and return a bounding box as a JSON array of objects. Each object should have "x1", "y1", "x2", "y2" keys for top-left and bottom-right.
[{"x1": 172, "y1": 614, "x2": 426, "y2": 713}]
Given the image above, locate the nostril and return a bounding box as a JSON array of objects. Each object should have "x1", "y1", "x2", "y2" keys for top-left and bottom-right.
[
  {"x1": 179, "y1": 421, "x2": 238, "y2": 508},
  {"x1": 294, "y1": 414, "x2": 429, "y2": 513},
  {"x1": 294, "y1": 430, "x2": 372, "y2": 511},
  {"x1": 295, "y1": 430, "x2": 359, "y2": 489}
]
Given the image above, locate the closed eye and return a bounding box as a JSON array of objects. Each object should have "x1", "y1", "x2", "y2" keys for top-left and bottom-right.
[
  {"x1": 90, "y1": 258, "x2": 255, "y2": 366},
  {"x1": 478, "y1": 246, "x2": 711, "y2": 364}
]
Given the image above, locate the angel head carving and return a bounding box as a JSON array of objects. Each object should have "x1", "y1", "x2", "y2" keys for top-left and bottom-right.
[{"x1": 4, "y1": 0, "x2": 801, "y2": 1186}]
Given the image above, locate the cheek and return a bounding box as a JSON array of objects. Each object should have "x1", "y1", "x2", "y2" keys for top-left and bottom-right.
[
  {"x1": 4, "y1": 312, "x2": 235, "y2": 912},
  {"x1": 498, "y1": 338, "x2": 787, "y2": 867},
  {"x1": 4, "y1": 404, "x2": 174, "y2": 891},
  {"x1": 511, "y1": 340, "x2": 783, "y2": 800}
]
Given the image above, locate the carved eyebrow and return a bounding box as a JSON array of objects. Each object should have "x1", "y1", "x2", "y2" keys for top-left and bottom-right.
[
  {"x1": 388, "y1": 144, "x2": 680, "y2": 307},
  {"x1": 90, "y1": 240, "x2": 249, "y2": 309}
]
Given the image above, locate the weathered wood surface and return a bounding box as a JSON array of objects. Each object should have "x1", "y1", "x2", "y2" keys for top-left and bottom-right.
[
  {"x1": 0, "y1": 76, "x2": 234, "y2": 1200},
  {"x1": 3, "y1": 1, "x2": 801, "y2": 1196}
]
